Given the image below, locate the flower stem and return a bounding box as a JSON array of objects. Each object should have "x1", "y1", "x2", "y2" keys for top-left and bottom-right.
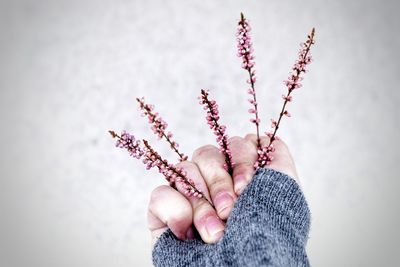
[
  {"x1": 200, "y1": 89, "x2": 234, "y2": 175},
  {"x1": 267, "y1": 28, "x2": 315, "y2": 146},
  {"x1": 238, "y1": 13, "x2": 261, "y2": 150},
  {"x1": 136, "y1": 97, "x2": 188, "y2": 161}
]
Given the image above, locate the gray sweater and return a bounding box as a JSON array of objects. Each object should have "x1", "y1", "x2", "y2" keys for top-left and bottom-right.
[{"x1": 152, "y1": 168, "x2": 311, "y2": 266}]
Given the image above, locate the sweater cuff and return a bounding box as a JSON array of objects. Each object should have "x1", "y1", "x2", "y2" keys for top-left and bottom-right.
[
  {"x1": 231, "y1": 168, "x2": 311, "y2": 243},
  {"x1": 152, "y1": 168, "x2": 311, "y2": 266}
]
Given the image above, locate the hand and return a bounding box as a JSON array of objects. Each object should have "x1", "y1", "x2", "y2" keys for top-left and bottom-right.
[{"x1": 147, "y1": 134, "x2": 299, "y2": 246}]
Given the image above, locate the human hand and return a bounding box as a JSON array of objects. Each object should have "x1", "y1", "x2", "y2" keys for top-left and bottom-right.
[{"x1": 147, "y1": 134, "x2": 299, "y2": 246}]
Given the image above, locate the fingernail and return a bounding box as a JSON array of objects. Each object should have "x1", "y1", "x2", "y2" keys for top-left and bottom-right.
[
  {"x1": 214, "y1": 192, "x2": 234, "y2": 218},
  {"x1": 205, "y1": 216, "x2": 225, "y2": 239},
  {"x1": 186, "y1": 227, "x2": 194, "y2": 240}
]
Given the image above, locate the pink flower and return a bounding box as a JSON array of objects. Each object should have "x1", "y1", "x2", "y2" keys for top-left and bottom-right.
[
  {"x1": 109, "y1": 130, "x2": 143, "y2": 159},
  {"x1": 270, "y1": 119, "x2": 278, "y2": 129},
  {"x1": 282, "y1": 95, "x2": 293, "y2": 102},
  {"x1": 257, "y1": 28, "x2": 315, "y2": 169},
  {"x1": 109, "y1": 130, "x2": 209, "y2": 203},
  {"x1": 237, "y1": 13, "x2": 261, "y2": 150},
  {"x1": 199, "y1": 89, "x2": 234, "y2": 174},
  {"x1": 137, "y1": 97, "x2": 188, "y2": 161},
  {"x1": 142, "y1": 140, "x2": 204, "y2": 199}
]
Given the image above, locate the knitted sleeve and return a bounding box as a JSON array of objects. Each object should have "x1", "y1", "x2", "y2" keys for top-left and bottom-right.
[{"x1": 152, "y1": 168, "x2": 311, "y2": 267}]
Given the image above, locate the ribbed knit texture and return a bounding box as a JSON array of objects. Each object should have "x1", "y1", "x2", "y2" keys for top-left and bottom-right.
[{"x1": 152, "y1": 168, "x2": 311, "y2": 266}]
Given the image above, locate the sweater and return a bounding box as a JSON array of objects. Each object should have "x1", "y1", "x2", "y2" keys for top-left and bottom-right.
[{"x1": 152, "y1": 168, "x2": 311, "y2": 266}]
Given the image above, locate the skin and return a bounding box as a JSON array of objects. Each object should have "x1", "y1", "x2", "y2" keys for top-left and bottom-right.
[{"x1": 147, "y1": 134, "x2": 300, "y2": 246}]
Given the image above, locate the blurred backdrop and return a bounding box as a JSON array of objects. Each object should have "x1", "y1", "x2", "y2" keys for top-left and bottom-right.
[{"x1": 0, "y1": 0, "x2": 399, "y2": 266}]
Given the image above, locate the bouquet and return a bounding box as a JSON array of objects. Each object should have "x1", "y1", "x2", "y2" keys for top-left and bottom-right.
[{"x1": 109, "y1": 13, "x2": 315, "y2": 203}]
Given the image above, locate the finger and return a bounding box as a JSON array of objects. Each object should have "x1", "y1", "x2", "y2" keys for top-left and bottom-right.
[
  {"x1": 262, "y1": 138, "x2": 299, "y2": 182},
  {"x1": 148, "y1": 185, "x2": 193, "y2": 246},
  {"x1": 244, "y1": 133, "x2": 270, "y2": 148},
  {"x1": 176, "y1": 161, "x2": 225, "y2": 243},
  {"x1": 245, "y1": 134, "x2": 299, "y2": 182},
  {"x1": 192, "y1": 145, "x2": 236, "y2": 220},
  {"x1": 228, "y1": 136, "x2": 258, "y2": 195}
]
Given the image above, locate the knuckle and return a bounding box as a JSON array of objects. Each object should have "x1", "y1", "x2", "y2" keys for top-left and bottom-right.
[
  {"x1": 244, "y1": 133, "x2": 256, "y2": 140},
  {"x1": 148, "y1": 185, "x2": 171, "y2": 210},
  {"x1": 193, "y1": 198, "x2": 212, "y2": 216},
  {"x1": 150, "y1": 185, "x2": 169, "y2": 200},
  {"x1": 272, "y1": 139, "x2": 289, "y2": 153},
  {"x1": 236, "y1": 161, "x2": 254, "y2": 169},
  {"x1": 192, "y1": 144, "x2": 218, "y2": 158},
  {"x1": 260, "y1": 136, "x2": 271, "y2": 145},
  {"x1": 208, "y1": 175, "x2": 230, "y2": 192},
  {"x1": 228, "y1": 136, "x2": 243, "y2": 144},
  {"x1": 175, "y1": 160, "x2": 196, "y2": 170},
  {"x1": 242, "y1": 138, "x2": 256, "y2": 149}
]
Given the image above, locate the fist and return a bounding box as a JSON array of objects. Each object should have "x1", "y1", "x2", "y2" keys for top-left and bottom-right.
[{"x1": 147, "y1": 134, "x2": 299, "y2": 246}]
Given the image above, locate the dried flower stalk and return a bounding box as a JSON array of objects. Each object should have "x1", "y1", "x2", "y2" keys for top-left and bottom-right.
[
  {"x1": 136, "y1": 97, "x2": 188, "y2": 162},
  {"x1": 199, "y1": 89, "x2": 234, "y2": 174},
  {"x1": 109, "y1": 130, "x2": 211, "y2": 204},
  {"x1": 110, "y1": 14, "x2": 317, "y2": 202},
  {"x1": 237, "y1": 12, "x2": 261, "y2": 151},
  {"x1": 256, "y1": 28, "x2": 316, "y2": 168}
]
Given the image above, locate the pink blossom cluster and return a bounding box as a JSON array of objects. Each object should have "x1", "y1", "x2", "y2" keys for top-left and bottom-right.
[
  {"x1": 142, "y1": 140, "x2": 203, "y2": 199},
  {"x1": 237, "y1": 13, "x2": 261, "y2": 150},
  {"x1": 285, "y1": 34, "x2": 314, "y2": 90},
  {"x1": 254, "y1": 145, "x2": 274, "y2": 168},
  {"x1": 136, "y1": 97, "x2": 188, "y2": 161},
  {"x1": 199, "y1": 89, "x2": 234, "y2": 174},
  {"x1": 110, "y1": 130, "x2": 143, "y2": 159},
  {"x1": 109, "y1": 130, "x2": 205, "y2": 200},
  {"x1": 237, "y1": 13, "x2": 255, "y2": 71},
  {"x1": 257, "y1": 28, "x2": 315, "y2": 168}
]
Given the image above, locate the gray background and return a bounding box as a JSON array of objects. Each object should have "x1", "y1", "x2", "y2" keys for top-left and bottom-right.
[{"x1": 0, "y1": 0, "x2": 399, "y2": 266}]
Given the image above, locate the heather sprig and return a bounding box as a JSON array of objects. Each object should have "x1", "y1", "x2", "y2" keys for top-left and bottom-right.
[
  {"x1": 109, "y1": 130, "x2": 144, "y2": 159},
  {"x1": 199, "y1": 89, "x2": 234, "y2": 174},
  {"x1": 136, "y1": 97, "x2": 188, "y2": 162},
  {"x1": 256, "y1": 28, "x2": 316, "y2": 168},
  {"x1": 237, "y1": 12, "x2": 261, "y2": 151},
  {"x1": 109, "y1": 130, "x2": 210, "y2": 204},
  {"x1": 141, "y1": 140, "x2": 206, "y2": 200}
]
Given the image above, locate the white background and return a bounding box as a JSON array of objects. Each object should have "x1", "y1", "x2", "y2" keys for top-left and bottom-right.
[{"x1": 0, "y1": 0, "x2": 399, "y2": 266}]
